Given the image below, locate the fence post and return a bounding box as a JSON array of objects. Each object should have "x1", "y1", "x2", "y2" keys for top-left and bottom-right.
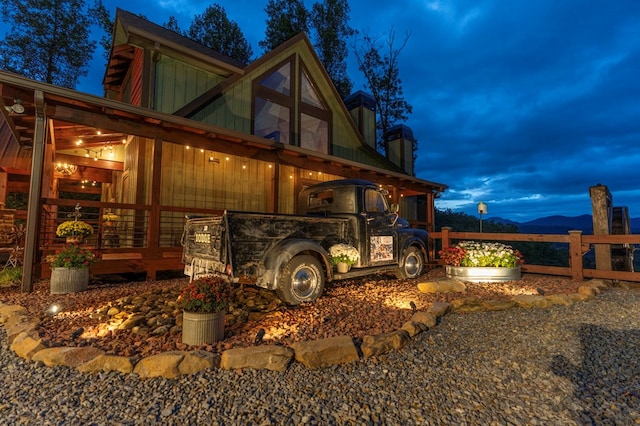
[
  {"x1": 441, "y1": 227, "x2": 452, "y2": 249},
  {"x1": 568, "y1": 230, "x2": 584, "y2": 281}
]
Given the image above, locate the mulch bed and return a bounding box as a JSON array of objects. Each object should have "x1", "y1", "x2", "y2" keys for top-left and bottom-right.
[{"x1": 0, "y1": 269, "x2": 583, "y2": 359}]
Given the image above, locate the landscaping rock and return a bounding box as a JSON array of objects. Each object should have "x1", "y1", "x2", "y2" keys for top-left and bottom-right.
[
  {"x1": 10, "y1": 331, "x2": 46, "y2": 360},
  {"x1": 417, "y1": 279, "x2": 466, "y2": 294},
  {"x1": 133, "y1": 351, "x2": 184, "y2": 379},
  {"x1": 361, "y1": 330, "x2": 411, "y2": 358},
  {"x1": 32, "y1": 346, "x2": 105, "y2": 368},
  {"x1": 77, "y1": 354, "x2": 135, "y2": 374},
  {"x1": 291, "y1": 336, "x2": 359, "y2": 369},
  {"x1": 221, "y1": 345, "x2": 293, "y2": 372},
  {"x1": 179, "y1": 351, "x2": 219, "y2": 375},
  {"x1": 427, "y1": 301, "x2": 452, "y2": 317},
  {"x1": 0, "y1": 304, "x2": 28, "y2": 323},
  {"x1": 401, "y1": 320, "x2": 428, "y2": 337}
]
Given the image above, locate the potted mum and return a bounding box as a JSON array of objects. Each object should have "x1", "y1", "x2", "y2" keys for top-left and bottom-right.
[
  {"x1": 439, "y1": 241, "x2": 524, "y2": 282},
  {"x1": 329, "y1": 243, "x2": 360, "y2": 273},
  {"x1": 177, "y1": 276, "x2": 236, "y2": 345},
  {"x1": 47, "y1": 244, "x2": 98, "y2": 294},
  {"x1": 102, "y1": 212, "x2": 119, "y2": 227},
  {"x1": 56, "y1": 220, "x2": 94, "y2": 244}
]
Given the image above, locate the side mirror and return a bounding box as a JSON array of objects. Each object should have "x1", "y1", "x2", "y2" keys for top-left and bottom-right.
[{"x1": 390, "y1": 203, "x2": 399, "y2": 213}]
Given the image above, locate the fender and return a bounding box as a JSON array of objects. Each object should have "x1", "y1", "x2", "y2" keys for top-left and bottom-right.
[
  {"x1": 257, "y1": 238, "x2": 332, "y2": 290},
  {"x1": 397, "y1": 233, "x2": 429, "y2": 266}
]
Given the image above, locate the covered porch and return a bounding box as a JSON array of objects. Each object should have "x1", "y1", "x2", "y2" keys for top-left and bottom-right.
[{"x1": 0, "y1": 72, "x2": 447, "y2": 291}]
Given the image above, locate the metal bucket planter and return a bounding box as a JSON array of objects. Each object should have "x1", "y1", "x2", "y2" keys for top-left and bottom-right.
[
  {"x1": 336, "y1": 262, "x2": 351, "y2": 273},
  {"x1": 446, "y1": 265, "x2": 521, "y2": 283},
  {"x1": 182, "y1": 310, "x2": 225, "y2": 346},
  {"x1": 50, "y1": 267, "x2": 89, "y2": 294}
]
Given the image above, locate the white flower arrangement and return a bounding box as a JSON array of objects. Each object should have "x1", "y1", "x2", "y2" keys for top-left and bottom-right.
[
  {"x1": 439, "y1": 241, "x2": 524, "y2": 268},
  {"x1": 328, "y1": 243, "x2": 360, "y2": 266}
]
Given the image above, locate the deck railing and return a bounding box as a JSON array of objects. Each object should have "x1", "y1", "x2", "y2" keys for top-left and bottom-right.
[{"x1": 431, "y1": 227, "x2": 640, "y2": 282}]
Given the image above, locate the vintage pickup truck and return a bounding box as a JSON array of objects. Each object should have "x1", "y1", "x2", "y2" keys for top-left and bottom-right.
[{"x1": 181, "y1": 179, "x2": 429, "y2": 304}]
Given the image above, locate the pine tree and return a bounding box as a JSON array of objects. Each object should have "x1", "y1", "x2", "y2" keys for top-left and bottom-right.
[
  {"x1": 0, "y1": 0, "x2": 104, "y2": 88},
  {"x1": 163, "y1": 16, "x2": 182, "y2": 34},
  {"x1": 260, "y1": 0, "x2": 309, "y2": 53},
  {"x1": 310, "y1": 0, "x2": 355, "y2": 99},
  {"x1": 187, "y1": 4, "x2": 253, "y2": 63}
]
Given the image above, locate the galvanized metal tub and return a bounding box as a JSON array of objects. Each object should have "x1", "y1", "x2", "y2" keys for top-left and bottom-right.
[
  {"x1": 446, "y1": 265, "x2": 521, "y2": 283},
  {"x1": 181, "y1": 310, "x2": 225, "y2": 346},
  {"x1": 50, "y1": 267, "x2": 89, "y2": 294}
]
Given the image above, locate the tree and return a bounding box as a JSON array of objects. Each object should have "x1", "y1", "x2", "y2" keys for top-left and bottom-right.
[
  {"x1": 354, "y1": 29, "x2": 413, "y2": 154},
  {"x1": 310, "y1": 0, "x2": 355, "y2": 99},
  {"x1": 163, "y1": 16, "x2": 182, "y2": 34},
  {"x1": 260, "y1": 0, "x2": 309, "y2": 53},
  {"x1": 0, "y1": 0, "x2": 104, "y2": 88},
  {"x1": 187, "y1": 4, "x2": 253, "y2": 63}
]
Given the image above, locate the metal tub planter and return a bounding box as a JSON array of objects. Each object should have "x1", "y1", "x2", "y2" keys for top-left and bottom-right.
[{"x1": 446, "y1": 265, "x2": 521, "y2": 283}]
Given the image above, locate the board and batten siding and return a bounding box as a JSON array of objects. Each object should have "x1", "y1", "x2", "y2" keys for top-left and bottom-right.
[
  {"x1": 154, "y1": 57, "x2": 224, "y2": 114},
  {"x1": 160, "y1": 141, "x2": 273, "y2": 212}
]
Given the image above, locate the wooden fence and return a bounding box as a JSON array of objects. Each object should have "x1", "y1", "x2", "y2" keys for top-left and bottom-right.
[{"x1": 431, "y1": 227, "x2": 640, "y2": 282}]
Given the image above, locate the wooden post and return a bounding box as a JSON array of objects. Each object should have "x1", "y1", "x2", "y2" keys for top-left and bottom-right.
[
  {"x1": 441, "y1": 227, "x2": 452, "y2": 249},
  {"x1": 568, "y1": 230, "x2": 584, "y2": 281},
  {"x1": 22, "y1": 91, "x2": 46, "y2": 293},
  {"x1": 589, "y1": 184, "x2": 612, "y2": 271}
]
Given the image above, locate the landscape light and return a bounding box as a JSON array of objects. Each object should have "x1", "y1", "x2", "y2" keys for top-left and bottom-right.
[{"x1": 45, "y1": 302, "x2": 64, "y2": 317}]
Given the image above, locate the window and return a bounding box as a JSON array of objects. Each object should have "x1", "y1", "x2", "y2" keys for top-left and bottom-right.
[
  {"x1": 300, "y1": 113, "x2": 328, "y2": 152},
  {"x1": 365, "y1": 189, "x2": 388, "y2": 213},
  {"x1": 254, "y1": 96, "x2": 290, "y2": 144},
  {"x1": 253, "y1": 59, "x2": 331, "y2": 153},
  {"x1": 258, "y1": 62, "x2": 291, "y2": 95},
  {"x1": 308, "y1": 190, "x2": 334, "y2": 208}
]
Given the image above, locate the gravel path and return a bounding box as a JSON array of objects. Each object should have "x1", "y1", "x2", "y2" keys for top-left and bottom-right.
[{"x1": 1, "y1": 287, "x2": 640, "y2": 424}]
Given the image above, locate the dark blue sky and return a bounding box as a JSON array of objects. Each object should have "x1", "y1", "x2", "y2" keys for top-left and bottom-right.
[{"x1": 8, "y1": 0, "x2": 640, "y2": 222}]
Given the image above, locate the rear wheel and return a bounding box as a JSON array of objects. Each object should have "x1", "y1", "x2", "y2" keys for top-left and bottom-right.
[
  {"x1": 276, "y1": 255, "x2": 325, "y2": 305},
  {"x1": 395, "y1": 246, "x2": 425, "y2": 279}
]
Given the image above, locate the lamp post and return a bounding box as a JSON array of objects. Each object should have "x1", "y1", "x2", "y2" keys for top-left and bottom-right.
[{"x1": 477, "y1": 202, "x2": 487, "y2": 232}]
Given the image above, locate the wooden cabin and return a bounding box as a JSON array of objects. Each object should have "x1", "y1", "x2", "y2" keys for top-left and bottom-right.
[{"x1": 0, "y1": 9, "x2": 447, "y2": 288}]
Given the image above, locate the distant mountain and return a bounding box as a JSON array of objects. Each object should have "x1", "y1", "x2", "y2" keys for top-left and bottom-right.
[{"x1": 487, "y1": 214, "x2": 640, "y2": 235}]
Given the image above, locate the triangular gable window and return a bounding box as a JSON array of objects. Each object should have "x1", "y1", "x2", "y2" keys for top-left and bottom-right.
[
  {"x1": 258, "y1": 62, "x2": 291, "y2": 95},
  {"x1": 301, "y1": 71, "x2": 324, "y2": 109},
  {"x1": 253, "y1": 57, "x2": 331, "y2": 154}
]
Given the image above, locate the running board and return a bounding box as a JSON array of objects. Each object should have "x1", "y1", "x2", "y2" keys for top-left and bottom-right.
[{"x1": 332, "y1": 265, "x2": 398, "y2": 280}]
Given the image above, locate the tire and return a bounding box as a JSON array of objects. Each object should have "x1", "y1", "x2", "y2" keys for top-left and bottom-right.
[
  {"x1": 395, "y1": 246, "x2": 425, "y2": 279},
  {"x1": 276, "y1": 255, "x2": 325, "y2": 305}
]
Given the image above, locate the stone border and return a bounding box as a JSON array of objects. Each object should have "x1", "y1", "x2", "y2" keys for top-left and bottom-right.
[{"x1": 0, "y1": 279, "x2": 612, "y2": 379}]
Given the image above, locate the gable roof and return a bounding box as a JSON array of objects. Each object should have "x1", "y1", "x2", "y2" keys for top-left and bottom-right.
[{"x1": 104, "y1": 9, "x2": 246, "y2": 89}]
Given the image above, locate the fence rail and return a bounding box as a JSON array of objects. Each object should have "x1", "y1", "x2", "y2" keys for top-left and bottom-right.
[{"x1": 431, "y1": 227, "x2": 640, "y2": 282}]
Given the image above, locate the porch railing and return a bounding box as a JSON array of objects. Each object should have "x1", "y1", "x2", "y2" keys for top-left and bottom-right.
[{"x1": 38, "y1": 198, "x2": 223, "y2": 279}]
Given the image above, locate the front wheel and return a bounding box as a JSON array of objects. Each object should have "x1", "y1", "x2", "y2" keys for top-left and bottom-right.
[
  {"x1": 276, "y1": 255, "x2": 325, "y2": 305},
  {"x1": 395, "y1": 246, "x2": 425, "y2": 279}
]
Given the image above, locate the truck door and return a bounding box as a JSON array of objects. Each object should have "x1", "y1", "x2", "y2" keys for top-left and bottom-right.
[{"x1": 364, "y1": 188, "x2": 397, "y2": 264}]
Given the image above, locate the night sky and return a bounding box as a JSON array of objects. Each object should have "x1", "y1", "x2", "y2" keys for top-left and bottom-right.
[{"x1": 6, "y1": 0, "x2": 640, "y2": 222}]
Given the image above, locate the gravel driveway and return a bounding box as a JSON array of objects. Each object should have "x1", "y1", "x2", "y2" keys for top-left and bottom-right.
[{"x1": 1, "y1": 285, "x2": 639, "y2": 424}]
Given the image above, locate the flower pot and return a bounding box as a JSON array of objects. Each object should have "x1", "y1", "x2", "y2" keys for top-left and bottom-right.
[
  {"x1": 65, "y1": 235, "x2": 86, "y2": 244},
  {"x1": 336, "y1": 262, "x2": 350, "y2": 273},
  {"x1": 50, "y1": 267, "x2": 89, "y2": 294},
  {"x1": 446, "y1": 265, "x2": 521, "y2": 283},
  {"x1": 182, "y1": 310, "x2": 225, "y2": 346}
]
